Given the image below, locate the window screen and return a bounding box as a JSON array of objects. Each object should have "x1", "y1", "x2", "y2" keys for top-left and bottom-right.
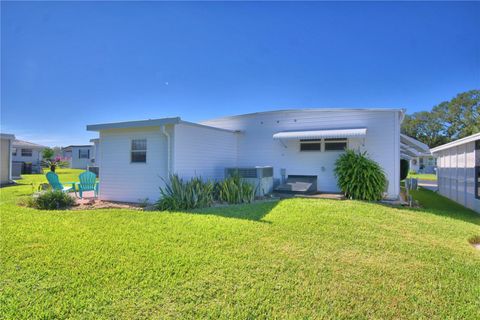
[
  {"x1": 476, "y1": 166, "x2": 480, "y2": 199},
  {"x1": 300, "y1": 139, "x2": 321, "y2": 151},
  {"x1": 21, "y1": 149, "x2": 32, "y2": 157},
  {"x1": 324, "y1": 139, "x2": 347, "y2": 151},
  {"x1": 78, "y1": 149, "x2": 90, "y2": 159},
  {"x1": 12, "y1": 148, "x2": 17, "y2": 156},
  {"x1": 131, "y1": 139, "x2": 147, "y2": 163}
]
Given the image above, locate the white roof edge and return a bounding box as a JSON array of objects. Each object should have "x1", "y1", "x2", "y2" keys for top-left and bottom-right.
[
  {"x1": 179, "y1": 120, "x2": 242, "y2": 134},
  {"x1": 90, "y1": 138, "x2": 99, "y2": 143},
  {"x1": 431, "y1": 132, "x2": 480, "y2": 153},
  {"x1": 273, "y1": 128, "x2": 367, "y2": 140},
  {"x1": 86, "y1": 117, "x2": 181, "y2": 131},
  {"x1": 400, "y1": 134, "x2": 430, "y2": 153},
  {"x1": 202, "y1": 108, "x2": 405, "y2": 123},
  {"x1": 0, "y1": 133, "x2": 15, "y2": 140}
]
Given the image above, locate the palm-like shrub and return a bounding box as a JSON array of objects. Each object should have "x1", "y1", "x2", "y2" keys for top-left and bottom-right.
[
  {"x1": 334, "y1": 149, "x2": 387, "y2": 201},
  {"x1": 156, "y1": 175, "x2": 214, "y2": 210},
  {"x1": 216, "y1": 175, "x2": 256, "y2": 204}
]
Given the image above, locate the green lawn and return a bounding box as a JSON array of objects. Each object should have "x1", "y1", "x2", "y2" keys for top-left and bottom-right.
[
  {"x1": 407, "y1": 173, "x2": 438, "y2": 181},
  {"x1": 1, "y1": 170, "x2": 479, "y2": 319}
]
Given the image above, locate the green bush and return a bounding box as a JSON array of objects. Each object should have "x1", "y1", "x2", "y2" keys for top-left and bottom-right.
[
  {"x1": 26, "y1": 190, "x2": 75, "y2": 210},
  {"x1": 156, "y1": 175, "x2": 214, "y2": 211},
  {"x1": 400, "y1": 159, "x2": 409, "y2": 181},
  {"x1": 216, "y1": 175, "x2": 256, "y2": 204},
  {"x1": 334, "y1": 149, "x2": 387, "y2": 201}
]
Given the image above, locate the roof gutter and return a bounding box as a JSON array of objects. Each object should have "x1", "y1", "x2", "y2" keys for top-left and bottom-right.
[{"x1": 161, "y1": 125, "x2": 172, "y2": 175}]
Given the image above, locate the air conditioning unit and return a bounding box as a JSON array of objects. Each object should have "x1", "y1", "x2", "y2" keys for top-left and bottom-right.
[{"x1": 225, "y1": 166, "x2": 274, "y2": 196}]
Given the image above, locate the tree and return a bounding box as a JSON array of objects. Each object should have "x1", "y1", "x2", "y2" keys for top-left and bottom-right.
[
  {"x1": 401, "y1": 89, "x2": 480, "y2": 148},
  {"x1": 42, "y1": 147, "x2": 54, "y2": 160}
]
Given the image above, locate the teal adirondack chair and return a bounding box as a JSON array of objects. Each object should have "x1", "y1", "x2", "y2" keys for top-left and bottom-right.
[
  {"x1": 77, "y1": 171, "x2": 99, "y2": 198},
  {"x1": 46, "y1": 171, "x2": 76, "y2": 194}
]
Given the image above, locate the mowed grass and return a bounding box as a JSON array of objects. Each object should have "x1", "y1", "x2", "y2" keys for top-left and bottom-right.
[
  {"x1": 407, "y1": 173, "x2": 438, "y2": 181},
  {"x1": 1, "y1": 170, "x2": 479, "y2": 319}
]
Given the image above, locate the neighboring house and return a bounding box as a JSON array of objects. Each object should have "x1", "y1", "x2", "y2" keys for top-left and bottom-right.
[
  {"x1": 87, "y1": 108, "x2": 404, "y2": 203},
  {"x1": 0, "y1": 133, "x2": 15, "y2": 185},
  {"x1": 431, "y1": 133, "x2": 480, "y2": 213},
  {"x1": 62, "y1": 145, "x2": 94, "y2": 169},
  {"x1": 11, "y1": 139, "x2": 47, "y2": 174},
  {"x1": 399, "y1": 134, "x2": 433, "y2": 173},
  {"x1": 90, "y1": 138, "x2": 100, "y2": 166}
]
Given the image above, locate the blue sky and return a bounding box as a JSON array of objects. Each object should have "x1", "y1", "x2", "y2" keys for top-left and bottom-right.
[{"x1": 1, "y1": 1, "x2": 479, "y2": 146}]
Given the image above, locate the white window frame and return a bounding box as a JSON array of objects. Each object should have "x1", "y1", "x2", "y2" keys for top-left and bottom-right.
[
  {"x1": 131, "y1": 139, "x2": 147, "y2": 163},
  {"x1": 78, "y1": 149, "x2": 90, "y2": 159},
  {"x1": 324, "y1": 138, "x2": 348, "y2": 152},
  {"x1": 299, "y1": 139, "x2": 322, "y2": 152},
  {"x1": 21, "y1": 148, "x2": 32, "y2": 157}
]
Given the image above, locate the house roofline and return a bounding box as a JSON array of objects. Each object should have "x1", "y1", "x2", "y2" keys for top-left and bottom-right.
[
  {"x1": 86, "y1": 117, "x2": 240, "y2": 134},
  {"x1": 0, "y1": 133, "x2": 15, "y2": 140},
  {"x1": 86, "y1": 117, "x2": 181, "y2": 131},
  {"x1": 62, "y1": 145, "x2": 93, "y2": 150},
  {"x1": 201, "y1": 108, "x2": 406, "y2": 123},
  {"x1": 431, "y1": 133, "x2": 480, "y2": 153},
  {"x1": 12, "y1": 139, "x2": 47, "y2": 149}
]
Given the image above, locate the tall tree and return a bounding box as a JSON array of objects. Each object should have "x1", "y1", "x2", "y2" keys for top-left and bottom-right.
[{"x1": 401, "y1": 89, "x2": 480, "y2": 148}]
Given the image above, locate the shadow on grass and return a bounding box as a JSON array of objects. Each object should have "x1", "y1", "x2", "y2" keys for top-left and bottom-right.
[
  {"x1": 188, "y1": 200, "x2": 280, "y2": 222},
  {"x1": 399, "y1": 187, "x2": 480, "y2": 226}
]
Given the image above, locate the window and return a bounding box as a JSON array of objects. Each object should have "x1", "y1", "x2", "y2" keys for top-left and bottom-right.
[
  {"x1": 12, "y1": 148, "x2": 17, "y2": 156},
  {"x1": 324, "y1": 138, "x2": 347, "y2": 151},
  {"x1": 300, "y1": 139, "x2": 321, "y2": 151},
  {"x1": 78, "y1": 149, "x2": 90, "y2": 159},
  {"x1": 476, "y1": 166, "x2": 480, "y2": 199},
  {"x1": 131, "y1": 139, "x2": 147, "y2": 163},
  {"x1": 21, "y1": 149, "x2": 32, "y2": 157}
]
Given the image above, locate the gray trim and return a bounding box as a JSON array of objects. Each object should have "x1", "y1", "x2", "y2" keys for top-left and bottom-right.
[
  {"x1": 86, "y1": 117, "x2": 181, "y2": 131},
  {"x1": 431, "y1": 132, "x2": 480, "y2": 153},
  {"x1": 201, "y1": 108, "x2": 406, "y2": 123},
  {"x1": 1, "y1": 133, "x2": 15, "y2": 140}
]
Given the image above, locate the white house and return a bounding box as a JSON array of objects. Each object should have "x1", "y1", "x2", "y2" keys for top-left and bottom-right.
[
  {"x1": 431, "y1": 133, "x2": 480, "y2": 213},
  {"x1": 62, "y1": 145, "x2": 94, "y2": 169},
  {"x1": 399, "y1": 134, "x2": 432, "y2": 172},
  {"x1": 11, "y1": 139, "x2": 47, "y2": 174},
  {"x1": 87, "y1": 108, "x2": 404, "y2": 203},
  {"x1": 90, "y1": 138, "x2": 100, "y2": 167},
  {"x1": 1, "y1": 133, "x2": 15, "y2": 185}
]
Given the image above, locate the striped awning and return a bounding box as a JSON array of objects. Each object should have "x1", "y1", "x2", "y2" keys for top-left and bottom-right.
[{"x1": 272, "y1": 128, "x2": 367, "y2": 140}]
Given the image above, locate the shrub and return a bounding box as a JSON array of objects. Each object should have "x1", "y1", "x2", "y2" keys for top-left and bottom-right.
[
  {"x1": 400, "y1": 159, "x2": 409, "y2": 181},
  {"x1": 156, "y1": 175, "x2": 214, "y2": 211},
  {"x1": 216, "y1": 175, "x2": 256, "y2": 204},
  {"x1": 26, "y1": 190, "x2": 75, "y2": 210},
  {"x1": 334, "y1": 149, "x2": 387, "y2": 201}
]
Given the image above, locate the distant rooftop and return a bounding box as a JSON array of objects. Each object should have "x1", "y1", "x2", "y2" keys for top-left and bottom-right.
[{"x1": 12, "y1": 139, "x2": 47, "y2": 149}]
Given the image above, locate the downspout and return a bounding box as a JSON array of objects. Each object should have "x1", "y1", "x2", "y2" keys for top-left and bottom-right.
[{"x1": 161, "y1": 125, "x2": 172, "y2": 175}]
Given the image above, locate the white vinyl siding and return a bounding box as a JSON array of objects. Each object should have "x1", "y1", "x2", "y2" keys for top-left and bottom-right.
[
  {"x1": 202, "y1": 110, "x2": 401, "y2": 198},
  {"x1": 64, "y1": 146, "x2": 94, "y2": 169},
  {"x1": 434, "y1": 139, "x2": 480, "y2": 213},
  {"x1": 1, "y1": 138, "x2": 12, "y2": 184},
  {"x1": 173, "y1": 123, "x2": 238, "y2": 181},
  {"x1": 99, "y1": 127, "x2": 169, "y2": 202}
]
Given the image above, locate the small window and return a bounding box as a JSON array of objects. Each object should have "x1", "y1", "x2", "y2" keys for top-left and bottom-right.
[
  {"x1": 300, "y1": 139, "x2": 321, "y2": 151},
  {"x1": 12, "y1": 148, "x2": 17, "y2": 156},
  {"x1": 476, "y1": 166, "x2": 480, "y2": 199},
  {"x1": 131, "y1": 139, "x2": 147, "y2": 163},
  {"x1": 324, "y1": 139, "x2": 347, "y2": 151},
  {"x1": 78, "y1": 149, "x2": 90, "y2": 159},
  {"x1": 21, "y1": 149, "x2": 32, "y2": 157}
]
